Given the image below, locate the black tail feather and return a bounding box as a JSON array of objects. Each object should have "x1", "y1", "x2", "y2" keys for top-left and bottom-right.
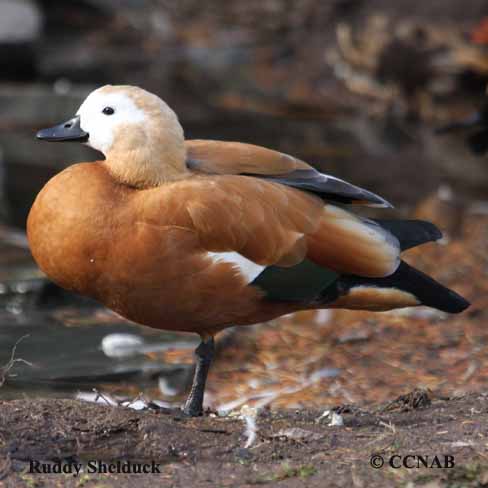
[
  {"x1": 339, "y1": 261, "x2": 469, "y2": 314},
  {"x1": 372, "y1": 219, "x2": 442, "y2": 251}
]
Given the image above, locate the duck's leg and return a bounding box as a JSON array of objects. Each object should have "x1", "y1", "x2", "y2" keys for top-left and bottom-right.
[{"x1": 183, "y1": 335, "x2": 215, "y2": 416}]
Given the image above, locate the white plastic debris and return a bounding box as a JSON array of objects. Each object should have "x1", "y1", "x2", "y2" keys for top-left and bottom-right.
[
  {"x1": 315, "y1": 409, "x2": 331, "y2": 423},
  {"x1": 101, "y1": 333, "x2": 194, "y2": 358},
  {"x1": 121, "y1": 399, "x2": 148, "y2": 411},
  {"x1": 316, "y1": 410, "x2": 344, "y2": 426},
  {"x1": 101, "y1": 333, "x2": 145, "y2": 358},
  {"x1": 328, "y1": 412, "x2": 344, "y2": 426}
]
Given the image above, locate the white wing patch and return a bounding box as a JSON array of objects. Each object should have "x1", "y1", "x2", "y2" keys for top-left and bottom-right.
[{"x1": 208, "y1": 251, "x2": 265, "y2": 283}]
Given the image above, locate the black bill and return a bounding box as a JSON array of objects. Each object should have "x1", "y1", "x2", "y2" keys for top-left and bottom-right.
[{"x1": 36, "y1": 115, "x2": 89, "y2": 142}]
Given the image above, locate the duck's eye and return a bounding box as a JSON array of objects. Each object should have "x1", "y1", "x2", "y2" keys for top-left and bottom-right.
[{"x1": 102, "y1": 107, "x2": 115, "y2": 115}]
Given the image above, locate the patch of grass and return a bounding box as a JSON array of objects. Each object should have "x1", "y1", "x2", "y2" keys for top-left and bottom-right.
[
  {"x1": 275, "y1": 463, "x2": 317, "y2": 481},
  {"x1": 76, "y1": 474, "x2": 92, "y2": 487},
  {"x1": 297, "y1": 464, "x2": 318, "y2": 478}
]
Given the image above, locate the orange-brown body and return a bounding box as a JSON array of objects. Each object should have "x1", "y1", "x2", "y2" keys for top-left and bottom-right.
[
  {"x1": 28, "y1": 163, "x2": 267, "y2": 335},
  {"x1": 27, "y1": 149, "x2": 402, "y2": 336}
]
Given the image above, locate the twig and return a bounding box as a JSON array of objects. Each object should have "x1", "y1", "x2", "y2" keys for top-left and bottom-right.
[
  {"x1": 379, "y1": 420, "x2": 397, "y2": 433},
  {"x1": 0, "y1": 335, "x2": 32, "y2": 387}
]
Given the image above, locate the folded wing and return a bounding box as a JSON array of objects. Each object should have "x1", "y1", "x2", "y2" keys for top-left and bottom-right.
[
  {"x1": 141, "y1": 173, "x2": 400, "y2": 279},
  {"x1": 186, "y1": 139, "x2": 392, "y2": 207}
]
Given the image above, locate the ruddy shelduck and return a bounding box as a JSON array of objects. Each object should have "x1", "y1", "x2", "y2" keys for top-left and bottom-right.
[{"x1": 29, "y1": 85, "x2": 469, "y2": 415}]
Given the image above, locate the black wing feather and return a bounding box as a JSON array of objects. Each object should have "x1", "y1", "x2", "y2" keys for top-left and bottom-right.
[
  {"x1": 252, "y1": 169, "x2": 393, "y2": 207},
  {"x1": 334, "y1": 261, "x2": 469, "y2": 313},
  {"x1": 372, "y1": 219, "x2": 442, "y2": 251}
]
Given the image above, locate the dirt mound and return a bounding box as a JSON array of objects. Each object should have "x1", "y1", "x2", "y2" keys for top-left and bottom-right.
[{"x1": 1, "y1": 393, "x2": 488, "y2": 487}]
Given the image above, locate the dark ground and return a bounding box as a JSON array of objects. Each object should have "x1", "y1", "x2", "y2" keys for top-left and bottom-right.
[{"x1": 2, "y1": 392, "x2": 488, "y2": 487}]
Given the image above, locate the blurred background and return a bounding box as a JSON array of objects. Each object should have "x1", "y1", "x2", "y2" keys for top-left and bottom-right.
[{"x1": 0, "y1": 0, "x2": 487, "y2": 412}]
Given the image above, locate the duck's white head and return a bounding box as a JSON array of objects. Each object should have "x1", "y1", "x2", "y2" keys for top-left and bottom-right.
[{"x1": 37, "y1": 85, "x2": 187, "y2": 187}]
